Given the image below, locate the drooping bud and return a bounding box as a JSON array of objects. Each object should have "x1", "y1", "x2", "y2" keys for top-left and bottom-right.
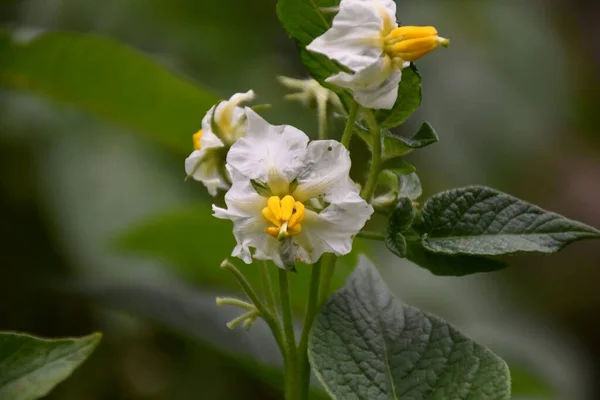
[{"x1": 384, "y1": 26, "x2": 449, "y2": 62}]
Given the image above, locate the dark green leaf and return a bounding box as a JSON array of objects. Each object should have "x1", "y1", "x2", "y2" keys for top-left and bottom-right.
[
  {"x1": 406, "y1": 242, "x2": 507, "y2": 276},
  {"x1": 0, "y1": 31, "x2": 218, "y2": 153},
  {"x1": 396, "y1": 121, "x2": 439, "y2": 149},
  {"x1": 309, "y1": 256, "x2": 511, "y2": 399},
  {"x1": 385, "y1": 198, "x2": 415, "y2": 258},
  {"x1": 419, "y1": 186, "x2": 600, "y2": 256},
  {"x1": 0, "y1": 332, "x2": 101, "y2": 400},
  {"x1": 375, "y1": 65, "x2": 422, "y2": 128}
]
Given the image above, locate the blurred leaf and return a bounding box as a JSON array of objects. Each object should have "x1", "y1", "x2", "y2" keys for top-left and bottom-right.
[
  {"x1": 385, "y1": 198, "x2": 415, "y2": 258},
  {"x1": 418, "y1": 186, "x2": 600, "y2": 256},
  {"x1": 0, "y1": 332, "x2": 101, "y2": 400},
  {"x1": 71, "y1": 278, "x2": 329, "y2": 399},
  {"x1": 374, "y1": 65, "x2": 422, "y2": 128},
  {"x1": 510, "y1": 364, "x2": 556, "y2": 398},
  {"x1": 405, "y1": 242, "x2": 507, "y2": 276},
  {"x1": 277, "y1": 0, "x2": 352, "y2": 106},
  {"x1": 113, "y1": 204, "x2": 358, "y2": 313},
  {"x1": 309, "y1": 256, "x2": 511, "y2": 399},
  {"x1": 0, "y1": 30, "x2": 217, "y2": 153}
]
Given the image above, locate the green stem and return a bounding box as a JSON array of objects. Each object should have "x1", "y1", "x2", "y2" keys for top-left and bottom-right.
[
  {"x1": 260, "y1": 261, "x2": 277, "y2": 314},
  {"x1": 361, "y1": 109, "x2": 382, "y2": 201},
  {"x1": 317, "y1": 97, "x2": 328, "y2": 140},
  {"x1": 278, "y1": 268, "x2": 298, "y2": 400},
  {"x1": 220, "y1": 260, "x2": 286, "y2": 358},
  {"x1": 297, "y1": 261, "x2": 323, "y2": 400},
  {"x1": 215, "y1": 297, "x2": 256, "y2": 310},
  {"x1": 340, "y1": 101, "x2": 359, "y2": 149},
  {"x1": 318, "y1": 254, "x2": 337, "y2": 307},
  {"x1": 357, "y1": 230, "x2": 386, "y2": 241}
]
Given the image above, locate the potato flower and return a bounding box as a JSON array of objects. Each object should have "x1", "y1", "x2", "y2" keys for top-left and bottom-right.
[
  {"x1": 185, "y1": 90, "x2": 255, "y2": 196},
  {"x1": 306, "y1": 0, "x2": 449, "y2": 109},
  {"x1": 213, "y1": 109, "x2": 373, "y2": 269}
]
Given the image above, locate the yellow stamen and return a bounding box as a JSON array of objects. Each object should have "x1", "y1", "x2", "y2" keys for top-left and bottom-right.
[
  {"x1": 383, "y1": 26, "x2": 449, "y2": 62},
  {"x1": 262, "y1": 195, "x2": 306, "y2": 239},
  {"x1": 193, "y1": 129, "x2": 203, "y2": 150}
]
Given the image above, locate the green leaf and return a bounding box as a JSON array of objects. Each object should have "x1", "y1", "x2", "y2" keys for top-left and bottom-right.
[
  {"x1": 0, "y1": 31, "x2": 218, "y2": 153},
  {"x1": 0, "y1": 332, "x2": 101, "y2": 400},
  {"x1": 356, "y1": 122, "x2": 438, "y2": 166},
  {"x1": 113, "y1": 204, "x2": 358, "y2": 314},
  {"x1": 385, "y1": 198, "x2": 415, "y2": 258},
  {"x1": 398, "y1": 172, "x2": 422, "y2": 201},
  {"x1": 418, "y1": 186, "x2": 600, "y2": 256},
  {"x1": 309, "y1": 256, "x2": 511, "y2": 399},
  {"x1": 375, "y1": 65, "x2": 422, "y2": 128},
  {"x1": 405, "y1": 242, "x2": 507, "y2": 276},
  {"x1": 277, "y1": 0, "x2": 351, "y2": 106}
]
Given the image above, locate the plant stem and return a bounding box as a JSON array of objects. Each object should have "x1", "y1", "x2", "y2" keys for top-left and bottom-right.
[
  {"x1": 317, "y1": 254, "x2": 337, "y2": 307},
  {"x1": 278, "y1": 268, "x2": 298, "y2": 400},
  {"x1": 260, "y1": 261, "x2": 277, "y2": 314},
  {"x1": 297, "y1": 261, "x2": 323, "y2": 400},
  {"x1": 317, "y1": 97, "x2": 328, "y2": 140},
  {"x1": 361, "y1": 109, "x2": 382, "y2": 201},
  {"x1": 340, "y1": 101, "x2": 359, "y2": 149},
  {"x1": 220, "y1": 260, "x2": 286, "y2": 359},
  {"x1": 215, "y1": 297, "x2": 256, "y2": 310},
  {"x1": 357, "y1": 230, "x2": 386, "y2": 241}
]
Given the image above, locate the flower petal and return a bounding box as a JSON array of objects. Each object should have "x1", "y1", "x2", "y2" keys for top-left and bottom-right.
[
  {"x1": 293, "y1": 140, "x2": 357, "y2": 203},
  {"x1": 184, "y1": 130, "x2": 228, "y2": 196},
  {"x1": 307, "y1": 0, "x2": 394, "y2": 71},
  {"x1": 226, "y1": 108, "x2": 309, "y2": 190},
  {"x1": 327, "y1": 58, "x2": 405, "y2": 109},
  {"x1": 293, "y1": 191, "x2": 374, "y2": 263},
  {"x1": 213, "y1": 167, "x2": 269, "y2": 264},
  {"x1": 213, "y1": 89, "x2": 255, "y2": 134}
]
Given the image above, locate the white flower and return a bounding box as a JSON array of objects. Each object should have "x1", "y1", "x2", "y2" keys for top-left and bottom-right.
[
  {"x1": 213, "y1": 109, "x2": 373, "y2": 269},
  {"x1": 306, "y1": 0, "x2": 449, "y2": 110},
  {"x1": 185, "y1": 90, "x2": 255, "y2": 196}
]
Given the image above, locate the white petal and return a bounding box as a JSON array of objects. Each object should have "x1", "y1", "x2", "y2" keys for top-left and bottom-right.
[
  {"x1": 213, "y1": 89, "x2": 255, "y2": 130},
  {"x1": 307, "y1": 0, "x2": 392, "y2": 71},
  {"x1": 293, "y1": 140, "x2": 357, "y2": 203},
  {"x1": 213, "y1": 168, "x2": 270, "y2": 264},
  {"x1": 227, "y1": 108, "x2": 309, "y2": 190},
  {"x1": 327, "y1": 58, "x2": 404, "y2": 109},
  {"x1": 293, "y1": 191, "x2": 374, "y2": 263},
  {"x1": 184, "y1": 131, "x2": 228, "y2": 196}
]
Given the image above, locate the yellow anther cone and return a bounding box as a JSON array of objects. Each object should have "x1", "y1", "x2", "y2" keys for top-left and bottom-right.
[
  {"x1": 280, "y1": 195, "x2": 295, "y2": 221},
  {"x1": 193, "y1": 129, "x2": 203, "y2": 150}
]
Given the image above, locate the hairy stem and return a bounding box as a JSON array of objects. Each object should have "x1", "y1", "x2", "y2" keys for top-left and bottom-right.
[
  {"x1": 317, "y1": 96, "x2": 328, "y2": 140},
  {"x1": 317, "y1": 254, "x2": 337, "y2": 307},
  {"x1": 297, "y1": 260, "x2": 323, "y2": 400},
  {"x1": 260, "y1": 261, "x2": 277, "y2": 314},
  {"x1": 278, "y1": 268, "x2": 298, "y2": 400},
  {"x1": 357, "y1": 230, "x2": 386, "y2": 241},
  {"x1": 340, "y1": 100, "x2": 359, "y2": 148},
  {"x1": 361, "y1": 109, "x2": 382, "y2": 201}
]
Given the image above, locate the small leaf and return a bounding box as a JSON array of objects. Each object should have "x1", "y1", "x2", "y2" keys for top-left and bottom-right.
[
  {"x1": 0, "y1": 31, "x2": 218, "y2": 153},
  {"x1": 356, "y1": 122, "x2": 439, "y2": 165},
  {"x1": 309, "y1": 256, "x2": 511, "y2": 399},
  {"x1": 398, "y1": 172, "x2": 422, "y2": 201},
  {"x1": 385, "y1": 198, "x2": 415, "y2": 258},
  {"x1": 375, "y1": 65, "x2": 422, "y2": 128},
  {"x1": 406, "y1": 242, "x2": 507, "y2": 276},
  {"x1": 418, "y1": 186, "x2": 600, "y2": 256},
  {"x1": 0, "y1": 332, "x2": 101, "y2": 400},
  {"x1": 251, "y1": 179, "x2": 273, "y2": 197}
]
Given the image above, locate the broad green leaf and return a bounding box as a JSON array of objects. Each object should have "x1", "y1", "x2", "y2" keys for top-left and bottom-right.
[
  {"x1": 375, "y1": 65, "x2": 422, "y2": 128},
  {"x1": 113, "y1": 204, "x2": 357, "y2": 314},
  {"x1": 406, "y1": 242, "x2": 507, "y2": 276},
  {"x1": 0, "y1": 332, "x2": 101, "y2": 400},
  {"x1": 309, "y1": 256, "x2": 511, "y2": 399},
  {"x1": 418, "y1": 186, "x2": 600, "y2": 256},
  {"x1": 0, "y1": 31, "x2": 217, "y2": 153},
  {"x1": 277, "y1": 0, "x2": 351, "y2": 106},
  {"x1": 385, "y1": 198, "x2": 415, "y2": 258}
]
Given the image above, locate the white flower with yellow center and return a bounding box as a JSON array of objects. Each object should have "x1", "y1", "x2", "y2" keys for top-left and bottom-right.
[
  {"x1": 213, "y1": 109, "x2": 374, "y2": 269},
  {"x1": 185, "y1": 90, "x2": 255, "y2": 196},
  {"x1": 306, "y1": 0, "x2": 449, "y2": 110}
]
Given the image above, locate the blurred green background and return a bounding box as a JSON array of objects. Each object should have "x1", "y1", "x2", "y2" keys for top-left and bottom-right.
[{"x1": 1, "y1": 0, "x2": 599, "y2": 399}]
